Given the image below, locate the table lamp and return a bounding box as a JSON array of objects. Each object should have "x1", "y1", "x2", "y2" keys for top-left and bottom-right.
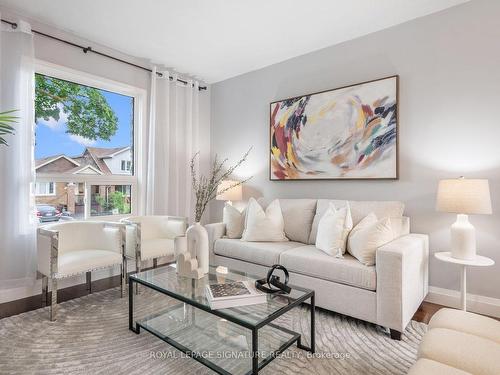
[
  {"x1": 216, "y1": 180, "x2": 242, "y2": 205},
  {"x1": 436, "y1": 177, "x2": 492, "y2": 260}
]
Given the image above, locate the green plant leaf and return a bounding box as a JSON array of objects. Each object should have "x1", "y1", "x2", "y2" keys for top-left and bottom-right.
[
  {"x1": 0, "y1": 109, "x2": 18, "y2": 146},
  {"x1": 35, "y1": 74, "x2": 118, "y2": 141}
]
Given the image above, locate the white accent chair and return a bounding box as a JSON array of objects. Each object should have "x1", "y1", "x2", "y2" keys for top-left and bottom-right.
[
  {"x1": 37, "y1": 221, "x2": 127, "y2": 321},
  {"x1": 120, "y1": 216, "x2": 187, "y2": 273}
]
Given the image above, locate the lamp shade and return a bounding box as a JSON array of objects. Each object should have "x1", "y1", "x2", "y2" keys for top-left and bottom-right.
[
  {"x1": 436, "y1": 178, "x2": 492, "y2": 215},
  {"x1": 216, "y1": 180, "x2": 242, "y2": 201}
]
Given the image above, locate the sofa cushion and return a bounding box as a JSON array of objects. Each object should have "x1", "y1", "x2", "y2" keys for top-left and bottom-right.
[
  {"x1": 309, "y1": 199, "x2": 405, "y2": 244},
  {"x1": 349, "y1": 200, "x2": 405, "y2": 226},
  {"x1": 280, "y1": 245, "x2": 377, "y2": 290},
  {"x1": 214, "y1": 238, "x2": 304, "y2": 267},
  {"x1": 257, "y1": 198, "x2": 316, "y2": 244},
  {"x1": 408, "y1": 359, "x2": 472, "y2": 375},
  {"x1": 428, "y1": 308, "x2": 500, "y2": 345},
  {"x1": 418, "y1": 328, "x2": 500, "y2": 375}
]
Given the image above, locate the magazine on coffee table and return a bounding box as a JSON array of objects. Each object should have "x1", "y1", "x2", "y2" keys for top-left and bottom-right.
[{"x1": 205, "y1": 281, "x2": 266, "y2": 310}]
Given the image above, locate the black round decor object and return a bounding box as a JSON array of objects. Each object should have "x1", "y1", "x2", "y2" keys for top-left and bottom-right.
[{"x1": 255, "y1": 264, "x2": 292, "y2": 295}]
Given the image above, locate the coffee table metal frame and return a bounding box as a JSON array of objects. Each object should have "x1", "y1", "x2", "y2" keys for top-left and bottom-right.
[{"x1": 128, "y1": 270, "x2": 315, "y2": 375}]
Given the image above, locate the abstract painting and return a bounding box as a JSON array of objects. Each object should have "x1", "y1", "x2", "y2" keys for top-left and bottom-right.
[{"x1": 270, "y1": 76, "x2": 398, "y2": 180}]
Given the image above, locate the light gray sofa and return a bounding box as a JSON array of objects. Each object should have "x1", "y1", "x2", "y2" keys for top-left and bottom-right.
[{"x1": 206, "y1": 198, "x2": 429, "y2": 339}]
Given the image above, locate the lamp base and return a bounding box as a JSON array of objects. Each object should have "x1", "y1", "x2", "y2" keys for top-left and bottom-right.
[{"x1": 450, "y1": 214, "x2": 476, "y2": 260}]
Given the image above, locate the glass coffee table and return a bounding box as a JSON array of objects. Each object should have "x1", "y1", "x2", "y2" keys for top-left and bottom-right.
[{"x1": 129, "y1": 265, "x2": 315, "y2": 375}]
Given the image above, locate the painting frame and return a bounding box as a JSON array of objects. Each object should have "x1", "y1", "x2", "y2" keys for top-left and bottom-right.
[{"x1": 269, "y1": 75, "x2": 399, "y2": 181}]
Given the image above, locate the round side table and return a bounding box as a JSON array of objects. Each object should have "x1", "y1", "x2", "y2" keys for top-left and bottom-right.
[{"x1": 434, "y1": 252, "x2": 494, "y2": 311}]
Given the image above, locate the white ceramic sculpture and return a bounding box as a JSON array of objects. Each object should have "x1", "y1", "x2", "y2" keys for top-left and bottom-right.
[{"x1": 175, "y1": 222, "x2": 209, "y2": 279}]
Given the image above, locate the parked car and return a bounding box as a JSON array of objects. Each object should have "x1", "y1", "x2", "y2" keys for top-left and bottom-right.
[{"x1": 36, "y1": 204, "x2": 62, "y2": 223}]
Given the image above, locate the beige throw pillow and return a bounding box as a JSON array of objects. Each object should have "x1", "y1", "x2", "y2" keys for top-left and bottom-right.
[
  {"x1": 315, "y1": 202, "x2": 353, "y2": 257},
  {"x1": 347, "y1": 213, "x2": 395, "y2": 265},
  {"x1": 223, "y1": 203, "x2": 245, "y2": 239},
  {"x1": 241, "y1": 198, "x2": 288, "y2": 242}
]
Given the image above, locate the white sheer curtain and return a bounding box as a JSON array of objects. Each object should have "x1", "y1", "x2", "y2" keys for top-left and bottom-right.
[
  {"x1": 146, "y1": 67, "x2": 200, "y2": 222},
  {"x1": 0, "y1": 19, "x2": 36, "y2": 289}
]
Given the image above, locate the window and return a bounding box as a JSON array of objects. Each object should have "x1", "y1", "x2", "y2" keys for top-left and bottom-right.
[
  {"x1": 120, "y1": 160, "x2": 132, "y2": 172},
  {"x1": 35, "y1": 182, "x2": 55, "y2": 196},
  {"x1": 34, "y1": 64, "x2": 144, "y2": 223}
]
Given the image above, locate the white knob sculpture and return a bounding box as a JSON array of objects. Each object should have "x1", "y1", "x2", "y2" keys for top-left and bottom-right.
[{"x1": 174, "y1": 222, "x2": 209, "y2": 279}]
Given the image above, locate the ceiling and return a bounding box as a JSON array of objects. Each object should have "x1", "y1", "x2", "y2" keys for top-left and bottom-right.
[{"x1": 0, "y1": 0, "x2": 468, "y2": 83}]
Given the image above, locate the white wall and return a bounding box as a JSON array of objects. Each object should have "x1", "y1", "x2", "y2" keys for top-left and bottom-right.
[
  {"x1": 104, "y1": 149, "x2": 132, "y2": 175},
  {"x1": 0, "y1": 7, "x2": 211, "y2": 304},
  {"x1": 210, "y1": 0, "x2": 500, "y2": 301}
]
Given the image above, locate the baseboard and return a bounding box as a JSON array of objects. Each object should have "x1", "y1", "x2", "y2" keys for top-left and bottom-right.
[{"x1": 425, "y1": 286, "x2": 500, "y2": 318}]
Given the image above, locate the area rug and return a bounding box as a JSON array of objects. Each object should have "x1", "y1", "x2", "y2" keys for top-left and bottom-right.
[{"x1": 0, "y1": 287, "x2": 425, "y2": 374}]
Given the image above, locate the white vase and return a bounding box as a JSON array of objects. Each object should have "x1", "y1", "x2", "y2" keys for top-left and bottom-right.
[{"x1": 184, "y1": 222, "x2": 209, "y2": 275}]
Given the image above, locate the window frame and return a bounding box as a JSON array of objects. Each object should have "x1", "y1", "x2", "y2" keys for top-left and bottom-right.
[{"x1": 35, "y1": 60, "x2": 147, "y2": 221}]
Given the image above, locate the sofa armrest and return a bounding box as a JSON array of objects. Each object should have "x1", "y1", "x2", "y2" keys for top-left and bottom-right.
[
  {"x1": 205, "y1": 223, "x2": 226, "y2": 265},
  {"x1": 37, "y1": 228, "x2": 59, "y2": 278},
  {"x1": 376, "y1": 233, "x2": 429, "y2": 333}
]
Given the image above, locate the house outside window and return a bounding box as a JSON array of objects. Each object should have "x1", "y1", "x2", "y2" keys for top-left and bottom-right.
[{"x1": 34, "y1": 63, "x2": 144, "y2": 224}]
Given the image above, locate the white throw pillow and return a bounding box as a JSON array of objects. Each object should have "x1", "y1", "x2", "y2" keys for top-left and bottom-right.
[
  {"x1": 315, "y1": 202, "x2": 353, "y2": 257},
  {"x1": 223, "y1": 203, "x2": 245, "y2": 239},
  {"x1": 241, "y1": 198, "x2": 288, "y2": 242},
  {"x1": 347, "y1": 213, "x2": 395, "y2": 266}
]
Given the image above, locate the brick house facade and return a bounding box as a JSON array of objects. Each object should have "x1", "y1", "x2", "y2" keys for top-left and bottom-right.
[{"x1": 35, "y1": 147, "x2": 131, "y2": 215}]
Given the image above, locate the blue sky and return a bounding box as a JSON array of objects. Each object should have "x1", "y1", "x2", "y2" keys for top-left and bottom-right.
[{"x1": 35, "y1": 88, "x2": 133, "y2": 159}]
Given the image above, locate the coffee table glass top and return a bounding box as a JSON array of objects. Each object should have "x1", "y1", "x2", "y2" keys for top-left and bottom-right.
[{"x1": 130, "y1": 265, "x2": 313, "y2": 328}]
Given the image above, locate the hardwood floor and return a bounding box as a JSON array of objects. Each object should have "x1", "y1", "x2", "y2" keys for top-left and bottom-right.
[{"x1": 412, "y1": 301, "x2": 444, "y2": 324}]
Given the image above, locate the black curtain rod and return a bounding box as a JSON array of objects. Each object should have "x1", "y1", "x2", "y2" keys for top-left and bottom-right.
[{"x1": 1, "y1": 18, "x2": 207, "y2": 91}]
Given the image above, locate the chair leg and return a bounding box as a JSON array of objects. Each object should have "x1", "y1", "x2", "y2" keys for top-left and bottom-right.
[
  {"x1": 50, "y1": 278, "x2": 58, "y2": 321},
  {"x1": 86, "y1": 271, "x2": 92, "y2": 294},
  {"x1": 41, "y1": 276, "x2": 48, "y2": 307}
]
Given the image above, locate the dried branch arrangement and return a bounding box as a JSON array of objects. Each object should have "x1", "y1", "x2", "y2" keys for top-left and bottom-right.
[{"x1": 191, "y1": 147, "x2": 252, "y2": 222}]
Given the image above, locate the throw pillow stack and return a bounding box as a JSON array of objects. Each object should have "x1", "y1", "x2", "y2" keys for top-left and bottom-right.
[
  {"x1": 315, "y1": 203, "x2": 397, "y2": 265},
  {"x1": 222, "y1": 198, "x2": 287, "y2": 242},
  {"x1": 222, "y1": 198, "x2": 400, "y2": 266}
]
